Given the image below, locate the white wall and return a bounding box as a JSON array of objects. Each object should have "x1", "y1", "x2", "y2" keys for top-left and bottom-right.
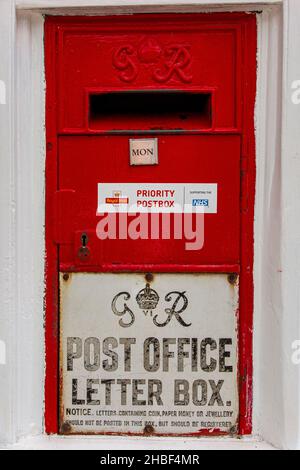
[
  {"x1": 255, "y1": 0, "x2": 300, "y2": 449},
  {"x1": 0, "y1": 0, "x2": 300, "y2": 450},
  {"x1": 253, "y1": 5, "x2": 284, "y2": 447},
  {"x1": 0, "y1": 0, "x2": 17, "y2": 445},
  {"x1": 15, "y1": 10, "x2": 45, "y2": 441},
  {"x1": 0, "y1": 2, "x2": 45, "y2": 444},
  {"x1": 280, "y1": 0, "x2": 300, "y2": 449}
]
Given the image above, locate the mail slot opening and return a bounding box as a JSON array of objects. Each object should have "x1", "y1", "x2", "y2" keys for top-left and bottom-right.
[{"x1": 89, "y1": 91, "x2": 212, "y2": 132}]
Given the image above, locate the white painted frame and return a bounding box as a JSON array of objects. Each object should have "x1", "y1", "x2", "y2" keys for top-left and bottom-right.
[{"x1": 0, "y1": 0, "x2": 300, "y2": 450}]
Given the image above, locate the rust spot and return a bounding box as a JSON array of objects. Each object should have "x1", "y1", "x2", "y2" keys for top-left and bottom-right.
[
  {"x1": 63, "y1": 273, "x2": 69, "y2": 282},
  {"x1": 228, "y1": 273, "x2": 238, "y2": 286},
  {"x1": 61, "y1": 422, "x2": 72, "y2": 434},
  {"x1": 145, "y1": 272, "x2": 154, "y2": 283},
  {"x1": 143, "y1": 424, "x2": 155, "y2": 436}
]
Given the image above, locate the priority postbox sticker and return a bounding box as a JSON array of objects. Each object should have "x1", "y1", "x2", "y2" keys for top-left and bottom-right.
[{"x1": 97, "y1": 183, "x2": 218, "y2": 214}]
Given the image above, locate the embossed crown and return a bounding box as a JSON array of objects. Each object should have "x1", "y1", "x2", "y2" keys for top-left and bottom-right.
[
  {"x1": 138, "y1": 38, "x2": 162, "y2": 64},
  {"x1": 136, "y1": 283, "x2": 159, "y2": 311}
]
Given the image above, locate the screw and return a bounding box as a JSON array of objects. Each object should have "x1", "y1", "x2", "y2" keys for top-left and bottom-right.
[
  {"x1": 229, "y1": 425, "x2": 238, "y2": 436},
  {"x1": 63, "y1": 273, "x2": 69, "y2": 281},
  {"x1": 144, "y1": 424, "x2": 155, "y2": 436},
  {"x1": 61, "y1": 422, "x2": 72, "y2": 434},
  {"x1": 145, "y1": 273, "x2": 154, "y2": 283},
  {"x1": 228, "y1": 273, "x2": 238, "y2": 285}
]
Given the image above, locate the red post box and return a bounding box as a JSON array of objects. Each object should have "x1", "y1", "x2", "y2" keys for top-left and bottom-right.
[{"x1": 44, "y1": 13, "x2": 256, "y2": 436}]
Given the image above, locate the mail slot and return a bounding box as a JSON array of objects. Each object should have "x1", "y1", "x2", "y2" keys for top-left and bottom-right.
[
  {"x1": 44, "y1": 13, "x2": 257, "y2": 437},
  {"x1": 89, "y1": 91, "x2": 212, "y2": 130}
]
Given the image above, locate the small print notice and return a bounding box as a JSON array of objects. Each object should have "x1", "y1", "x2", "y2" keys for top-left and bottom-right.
[{"x1": 60, "y1": 273, "x2": 238, "y2": 435}]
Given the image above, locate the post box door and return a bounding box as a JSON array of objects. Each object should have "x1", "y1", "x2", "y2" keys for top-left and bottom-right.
[
  {"x1": 44, "y1": 14, "x2": 257, "y2": 437},
  {"x1": 57, "y1": 133, "x2": 241, "y2": 267}
]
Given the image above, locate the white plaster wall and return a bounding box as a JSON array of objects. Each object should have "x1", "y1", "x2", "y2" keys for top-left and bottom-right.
[
  {"x1": 253, "y1": 5, "x2": 284, "y2": 447},
  {"x1": 0, "y1": 0, "x2": 299, "y2": 450},
  {"x1": 254, "y1": 0, "x2": 300, "y2": 450},
  {"x1": 0, "y1": 3, "x2": 45, "y2": 444},
  {"x1": 280, "y1": 0, "x2": 300, "y2": 450},
  {"x1": 0, "y1": 0, "x2": 17, "y2": 445},
  {"x1": 15, "y1": 10, "x2": 45, "y2": 441}
]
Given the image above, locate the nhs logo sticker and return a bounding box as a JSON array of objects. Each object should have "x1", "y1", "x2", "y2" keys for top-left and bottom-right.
[
  {"x1": 192, "y1": 199, "x2": 209, "y2": 207},
  {"x1": 185, "y1": 184, "x2": 218, "y2": 214}
]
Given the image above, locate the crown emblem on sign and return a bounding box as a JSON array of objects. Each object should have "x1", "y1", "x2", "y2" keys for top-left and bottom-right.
[
  {"x1": 136, "y1": 283, "x2": 159, "y2": 315},
  {"x1": 138, "y1": 38, "x2": 162, "y2": 64}
]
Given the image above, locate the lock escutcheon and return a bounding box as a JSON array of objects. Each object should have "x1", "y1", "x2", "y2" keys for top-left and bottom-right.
[{"x1": 78, "y1": 233, "x2": 90, "y2": 259}]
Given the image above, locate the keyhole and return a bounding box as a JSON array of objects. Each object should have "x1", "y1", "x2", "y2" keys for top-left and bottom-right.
[
  {"x1": 78, "y1": 232, "x2": 90, "y2": 260},
  {"x1": 81, "y1": 233, "x2": 88, "y2": 247}
]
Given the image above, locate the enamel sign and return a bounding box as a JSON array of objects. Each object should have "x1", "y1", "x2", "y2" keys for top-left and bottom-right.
[
  {"x1": 60, "y1": 272, "x2": 239, "y2": 435},
  {"x1": 129, "y1": 139, "x2": 158, "y2": 166}
]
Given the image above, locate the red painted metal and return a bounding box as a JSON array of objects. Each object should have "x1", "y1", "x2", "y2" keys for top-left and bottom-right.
[
  {"x1": 59, "y1": 264, "x2": 241, "y2": 273},
  {"x1": 44, "y1": 13, "x2": 257, "y2": 436},
  {"x1": 44, "y1": 20, "x2": 59, "y2": 435},
  {"x1": 238, "y1": 18, "x2": 257, "y2": 434}
]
